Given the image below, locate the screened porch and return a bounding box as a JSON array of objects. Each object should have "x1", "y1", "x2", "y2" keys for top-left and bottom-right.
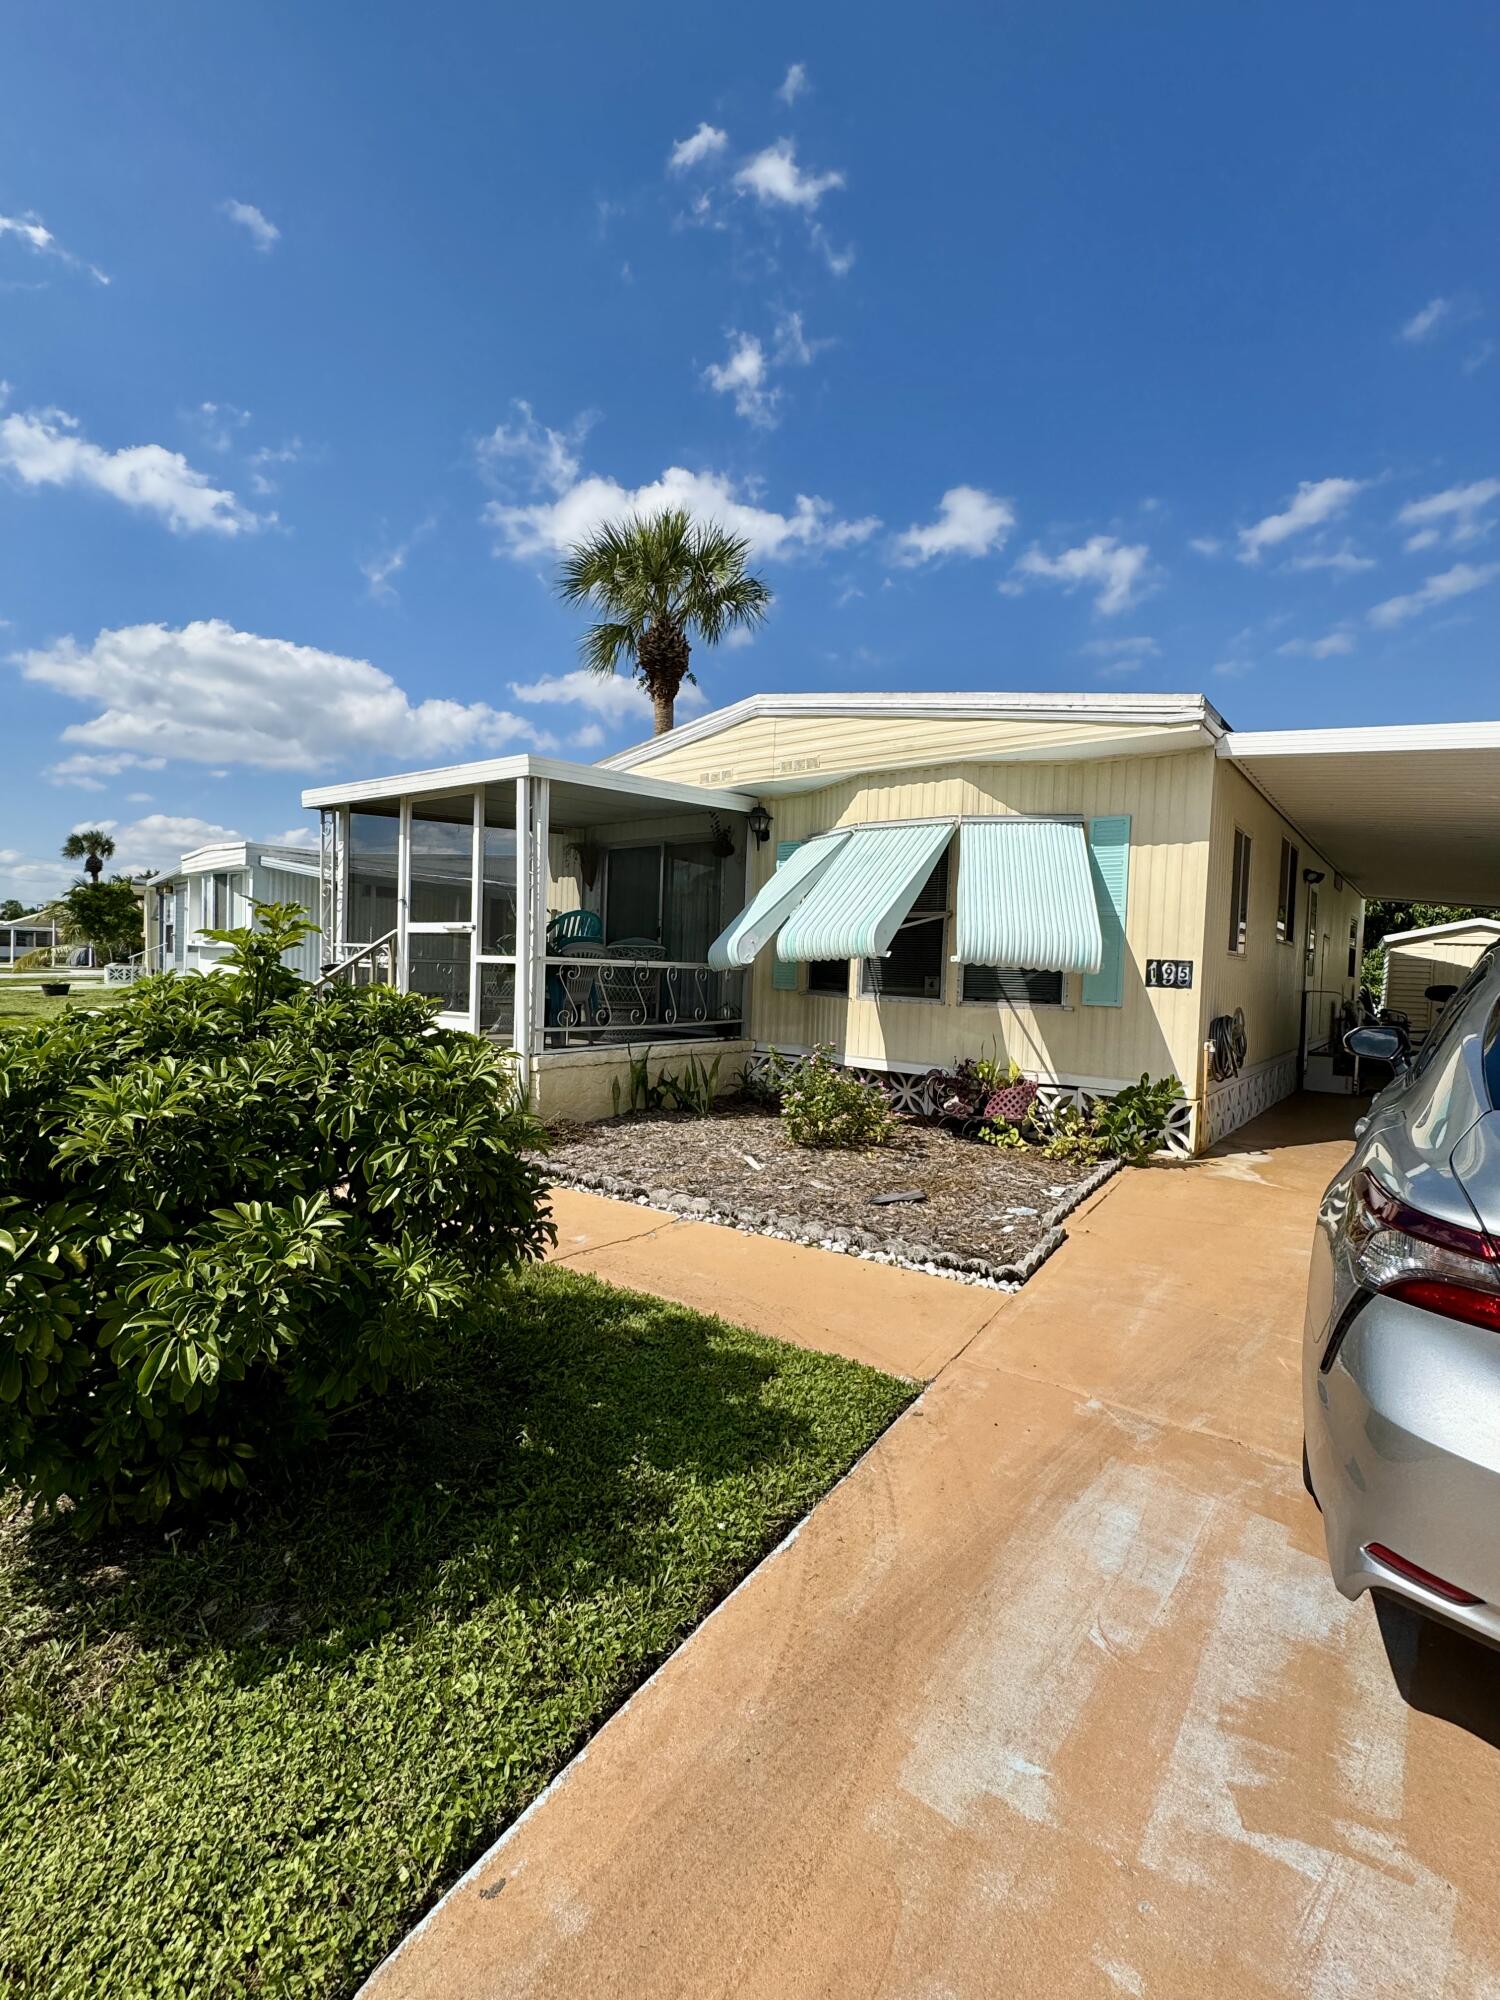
[{"x1": 304, "y1": 756, "x2": 759, "y2": 1084}]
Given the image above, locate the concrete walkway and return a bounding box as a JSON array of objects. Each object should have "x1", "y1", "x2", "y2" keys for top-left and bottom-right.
[{"x1": 369, "y1": 1099, "x2": 1500, "y2": 2000}]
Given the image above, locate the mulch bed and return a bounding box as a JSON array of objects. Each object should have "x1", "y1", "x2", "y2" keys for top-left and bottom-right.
[{"x1": 541, "y1": 1102, "x2": 1118, "y2": 1288}]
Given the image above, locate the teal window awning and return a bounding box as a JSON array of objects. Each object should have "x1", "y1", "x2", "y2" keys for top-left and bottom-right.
[
  {"x1": 776, "y1": 821, "x2": 955, "y2": 964},
  {"x1": 951, "y1": 818, "x2": 1103, "y2": 976},
  {"x1": 707, "y1": 830, "x2": 850, "y2": 970}
]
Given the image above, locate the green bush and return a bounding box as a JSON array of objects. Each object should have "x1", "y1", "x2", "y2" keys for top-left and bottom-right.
[
  {"x1": 0, "y1": 904, "x2": 553, "y2": 1531},
  {"x1": 1040, "y1": 1072, "x2": 1184, "y2": 1164},
  {"x1": 778, "y1": 1045, "x2": 894, "y2": 1150}
]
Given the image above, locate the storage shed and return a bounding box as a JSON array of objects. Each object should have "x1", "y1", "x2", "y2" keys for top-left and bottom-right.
[{"x1": 1381, "y1": 918, "x2": 1500, "y2": 1036}]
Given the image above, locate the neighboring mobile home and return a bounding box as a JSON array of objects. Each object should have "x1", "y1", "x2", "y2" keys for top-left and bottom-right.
[
  {"x1": 146, "y1": 841, "x2": 323, "y2": 979},
  {"x1": 0, "y1": 915, "x2": 59, "y2": 966},
  {"x1": 302, "y1": 690, "x2": 1380, "y2": 1152}
]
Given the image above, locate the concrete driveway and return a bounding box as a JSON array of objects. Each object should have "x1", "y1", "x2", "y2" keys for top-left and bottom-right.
[{"x1": 367, "y1": 1098, "x2": 1500, "y2": 1999}]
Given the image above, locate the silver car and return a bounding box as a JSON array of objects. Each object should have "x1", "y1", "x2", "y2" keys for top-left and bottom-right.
[{"x1": 1304, "y1": 945, "x2": 1500, "y2": 1643}]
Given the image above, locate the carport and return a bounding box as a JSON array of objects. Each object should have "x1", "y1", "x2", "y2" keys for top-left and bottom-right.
[{"x1": 1222, "y1": 720, "x2": 1500, "y2": 904}]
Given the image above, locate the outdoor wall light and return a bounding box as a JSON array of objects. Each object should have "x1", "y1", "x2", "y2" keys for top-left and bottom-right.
[
  {"x1": 1303, "y1": 867, "x2": 1325, "y2": 885},
  {"x1": 747, "y1": 803, "x2": 773, "y2": 847}
]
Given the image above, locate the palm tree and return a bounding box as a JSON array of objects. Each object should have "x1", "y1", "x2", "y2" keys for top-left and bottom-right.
[
  {"x1": 557, "y1": 508, "x2": 772, "y2": 736},
  {"x1": 61, "y1": 828, "x2": 116, "y2": 884}
]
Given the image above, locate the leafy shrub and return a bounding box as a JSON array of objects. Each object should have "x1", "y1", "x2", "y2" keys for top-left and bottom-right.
[
  {"x1": 611, "y1": 1045, "x2": 725, "y2": 1117},
  {"x1": 1040, "y1": 1072, "x2": 1185, "y2": 1164},
  {"x1": 778, "y1": 1045, "x2": 894, "y2": 1150},
  {"x1": 1090, "y1": 1072, "x2": 1185, "y2": 1163},
  {"x1": 0, "y1": 904, "x2": 553, "y2": 1531}
]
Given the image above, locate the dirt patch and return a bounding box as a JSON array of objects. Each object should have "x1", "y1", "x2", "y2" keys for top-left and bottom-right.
[{"x1": 541, "y1": 1104, "x2": 1115, "y2": 1286}]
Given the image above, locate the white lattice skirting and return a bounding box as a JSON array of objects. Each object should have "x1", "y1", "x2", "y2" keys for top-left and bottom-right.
[
  {"x1": 1201, "y1": 1052, "x2": 1299, "y2": 1148},
  {"x1": 744, "y1": 1048, "x2": 1200, "y2": 1158}
]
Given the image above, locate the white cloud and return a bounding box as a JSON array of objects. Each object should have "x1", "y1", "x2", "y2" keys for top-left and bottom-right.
[
  {"x1": 46, "y1": 750, "x2": 166, "y2": 791},
  {"x1": 1395, "y1": 478, "x2": 1500, "y2": 552},
  {"x1": 703, "y1": 333, "x2": 776, "y2": 426},
  {"x1": 16, "y1": 619, "x2": 557, "y2": 772},
  {"x1": 188, "y1": 401, "x2": 252, "y2": 453},
  {"x1": 1399, "y1": 296, "x2": 1453, "y2": 343},
  {"x1": 266, "y1": 825, "x2": 318, "y2": 848},
  {"x1": 1277, "y1": 629, "x2": 1355, "y2": 660},
  {"x1": 1210, "y1": 659, "x2": 1254, "y2": 680},
  {"x1": 480, "y1": 408, "x2": 878, "y2": 563},
  {"x1": 572, "y1": 723, "x2": 605, "y2": 752},
  {"x1": 734, "y1": 139, "x2": 844, "y2": 211},
  {"x1": 1188, "y1": 536, "x2": 1222, "y2": 557},
  {"x1": 1464, "y1": 340, "x2": 1495, "y2": 377},
  {"x1": 668, "y1": 123, "x2": 728, "y2": 172},
  {"x1": 0, "y1": 405, "x2": 262, "y2": 535},
  {"x1": 1367, "y1": 561, "x2": 1500, "y2": 628},
  {"x1": 509, "y1": 669, "x2": 706, "y2": 725},
  {"x1": 0, "y1": 209, "x2": 109, "y2": 284},
  {"x1": 247, "y1": 437, "x2": 306, "y2": 496},
  {"x1": 1237, "y1": 477, "x2": 1364, "y2": 563},
  {"x1": 777, "y1": 62, "x2": 809, "y2": 104},
  {"x1": 111, "y1": 813, "x2": 246, "y2": 874},
  {"x1": 360, "y1": 517, "x2": 437, "y2": 603},
  {"x1": 701, "y1": 312, "x2": 820, "y2": 427},
  {"x1": 221, "y1": 199, "x2": 279, "y2": 251},
  {"x1": 1010, "y1": 535, "x2": 1151, "y2": 614},
  {"x1": 892, "y1": 486, "x2": 1016, "y2": 565},
  {"x1": 1078, "y1": 635, "x2": 1160, "y2": 660},
  {"x1": 1283, "y1": 541, "x2": 1375, "y2": 575},
  {"x1": 477, "y1": 400, "x2": 591, "y2": 495}
]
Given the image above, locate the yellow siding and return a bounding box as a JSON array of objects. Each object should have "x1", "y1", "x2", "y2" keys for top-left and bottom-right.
[
  {"x1": 1202, "y1": 761, "x2": 1364, "y2": 1073},
  {"x1": 743, "y1": 747, "x2": 1215, "y2": 1092},
  {"x1": 1384, "y1": 927, "x2": 1499, "y2": 1035},
  {"x1": 634, "y1": 712, "x2": 1206, "y2": 790}
]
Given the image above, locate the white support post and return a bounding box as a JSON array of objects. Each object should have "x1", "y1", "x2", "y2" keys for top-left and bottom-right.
[
  {"x1": 513, "y1": 775, "x2": 533, "y2": 1086},
  {"x1": 530, "y1": 776, "x2": 551, "y2": 1068},
  {"x1": 469, "y1": 789, "x2": 484, "y2": 1034},
  {"x1": 396, "y1": 797, "x2": 412, "y2": 994}
]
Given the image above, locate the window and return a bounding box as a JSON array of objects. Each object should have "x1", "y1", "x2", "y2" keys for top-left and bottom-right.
[
  {"x1": 1227, "y1": 829, "x2": 1252, "y2": 954},
  {"x1": 1276, "y1": 839, "x2": 1299, "y2": 944},
  {"x1": 1304, "y1": 886, "x2": 1320, "y2": 978},
  {"x1": 1348, "y1": 919, "x2": 1358, "y2": 980},
  {"x1": 208, "y1": 871, "x2": 236, "y2": 927},
  {"x1": 602, "y1": 841, "x2": 724, "y2": 960},
  {"x1": 806, "y1": 958, "x2": 850, "y2": 995},
  {"x1": 861, "y1": 848, "x2": 949, "y2": 1001},
  {"x1": 961, "y1": 965, "x2": 1064, "y2": 1007}
]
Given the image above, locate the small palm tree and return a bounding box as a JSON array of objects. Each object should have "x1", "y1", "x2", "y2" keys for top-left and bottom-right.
[
  {"x1": 61, "y1": 828, "x2": 116, "y2": 884},
  {"x1": 557, "y1": 508, "x2": 772, "y2": 736}
]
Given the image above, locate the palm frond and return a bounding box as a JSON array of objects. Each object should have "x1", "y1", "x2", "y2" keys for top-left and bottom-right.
[{"x1": 578, "y1": 621, "x2": 636, "y2": 678}]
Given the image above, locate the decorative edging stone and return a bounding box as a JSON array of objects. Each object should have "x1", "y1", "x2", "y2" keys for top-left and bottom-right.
[{"x1": 546, "y1": 1152, "x2": 1122, "y2": 1292}]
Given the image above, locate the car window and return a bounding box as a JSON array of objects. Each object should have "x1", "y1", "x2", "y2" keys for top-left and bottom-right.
[{"x1": 1411, "y1": 953, "x2": 1497, "y2": 1079}]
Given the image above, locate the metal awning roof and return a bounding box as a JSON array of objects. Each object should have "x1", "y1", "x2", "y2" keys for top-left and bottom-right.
[
  {"x1": 777, "y1": 821, "x2": 954, "y2": 964},
  {"x1": 952, "y1": 819, "x2": 1103, "y2": 974},
  {"x1": 1224, "y1": 723, "x2": 1500, "y2": 904},
  {"x1": 707, "y1": 832, "x2": 850, "y2": 970}
]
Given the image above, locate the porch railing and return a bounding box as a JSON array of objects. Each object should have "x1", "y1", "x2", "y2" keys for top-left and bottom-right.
[
  {"x1": 313, "y1": 932, "x2": 398, "y2": 992},
  {"x1": 540, "y1": 956, "x2": 742, "y2": 1048}
]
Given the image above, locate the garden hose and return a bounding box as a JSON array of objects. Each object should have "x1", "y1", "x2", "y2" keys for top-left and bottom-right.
[{"x1": 1208, "y1": 1007, "x2": 1247, "y2": 1082}]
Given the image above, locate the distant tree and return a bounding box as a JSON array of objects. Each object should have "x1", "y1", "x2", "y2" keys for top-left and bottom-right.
[
  {"x1": 60, "y1": 878, "x2": 143, "y2": 963},
  {"x1": 0, "y1": 898, "x2": 30, "y2": 922},
  {"x1": 61, "y1": 828, "x2": 117, "y2": 885},
  {"x1": 556, "y1": 507, "x2": 772, "y2": 736},
  {"x1": 1361, "y1": 899, "x2": 1498, "y2": 955}
]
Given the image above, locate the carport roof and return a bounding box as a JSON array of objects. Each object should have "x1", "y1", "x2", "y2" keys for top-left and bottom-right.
[{"x1": 1223, "y1": 721, "x2": 1500, "y2": 905}]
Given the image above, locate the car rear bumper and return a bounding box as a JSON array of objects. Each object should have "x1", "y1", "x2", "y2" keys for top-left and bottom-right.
[{"x1": 1306, "y1": 1291, "x2": 1500, "y2": 1645}]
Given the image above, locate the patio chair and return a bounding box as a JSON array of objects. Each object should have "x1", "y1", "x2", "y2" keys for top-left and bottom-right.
[
  {"x1": 547, "y1": 909, "x2": 602, "y2": 949},
  {"x1": 605, "y1": 937, "x2": 665, "y2": 1028},
  {"x1": 548, "y1": 939, "x2": 608, "y2": 1036}
]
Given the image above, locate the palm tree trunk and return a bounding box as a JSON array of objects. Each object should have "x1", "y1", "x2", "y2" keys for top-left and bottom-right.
[
  {"x1": 651, "y1": 686, "x2": 676, "y2": 735},
  {"x1": 639, "y1": 620, "x2": 692, "y2": 736}
]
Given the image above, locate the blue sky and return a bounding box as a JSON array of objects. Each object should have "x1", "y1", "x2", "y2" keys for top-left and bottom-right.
[{"x1": 3, "y1": 4, "x2": 1497, "y2": 900}]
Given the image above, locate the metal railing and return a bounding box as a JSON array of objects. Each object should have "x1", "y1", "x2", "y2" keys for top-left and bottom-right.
[
  {"x1": 541, "y1": 955, "x2": 742, "y2": 1047},
  {"x1": 313, "y1": 931, "x2": 398, "y2": 992}
]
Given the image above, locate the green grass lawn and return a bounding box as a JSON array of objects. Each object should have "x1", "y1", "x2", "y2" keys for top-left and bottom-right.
[
  {"x1": 0, "y1": 980, "x2": 131, "y2": 1033},
  {"x1": 0, "y1": 1263, "x2": 914, "y2": 1999}
]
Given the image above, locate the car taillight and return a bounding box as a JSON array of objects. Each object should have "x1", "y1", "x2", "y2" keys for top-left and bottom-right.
[{"x1": 1346, "y1": 1168, "x2": 1500, "y2": 1333}]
